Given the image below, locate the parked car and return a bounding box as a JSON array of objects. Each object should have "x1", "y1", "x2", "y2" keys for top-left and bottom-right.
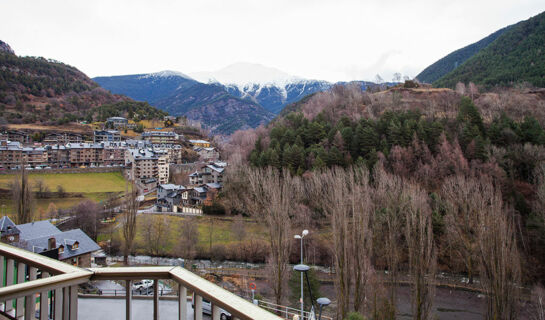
[
  {"x1": 132, "y1": 279, "x2": 153, "y2": 293},
  {"x1": 79, "y1": 282, "x2": 102, "y2": 295},
  {"x1": 192, "y1": 294, "x2": 232, "y2": 320}
]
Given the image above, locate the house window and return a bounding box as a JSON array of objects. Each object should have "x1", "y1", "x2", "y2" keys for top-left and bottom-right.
[
  {"x1": 58, "y1": 245, "x2": 64, "y2": 254},
  {"x1": 72, "y1": 241, "x2": 79, "y2": 250}
]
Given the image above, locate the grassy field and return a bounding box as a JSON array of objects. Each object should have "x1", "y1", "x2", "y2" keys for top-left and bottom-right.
[
  {"x1": 108, "y1": 215, "x2": 268, "y2": 256},
  {"x1": 0, "y1": 171, "x2": 127, "y2": 218},
  {"x1": 0, "y1": 172, "x2": 127, "y2": 193}
]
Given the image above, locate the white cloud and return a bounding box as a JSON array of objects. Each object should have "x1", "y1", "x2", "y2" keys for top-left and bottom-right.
[{"x1": 0, "y1": 0, "x2": 543, "y2": 82}]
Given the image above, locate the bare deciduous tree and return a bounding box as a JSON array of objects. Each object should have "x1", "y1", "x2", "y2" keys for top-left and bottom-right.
[
  {"x1": 231, "y1": 214, "x2": 246, "y2": 242},
  {"x1": 142, "y1": 215, "x2": 170, "y2": 256},
  {"x1": 455, "y1": 82, "x2": 467, "y2": 96},
  {"x1": 46, "y1": 202, "x2": 58, "y2": 220},
  {"x1": 373, "y1": 164, "x2": 405, "y2": 317},
  {"x1": 244, "y1": 167, "x2": 299, "y2": 305},
  {"x1": 529, "y1": 285, "x2": 545, "y2": 320},
  {"x1": 12, "y1": 165, "x2": 33, "y2": 224},
  {"x1": 404, "y1": 183, "x2": 436, "y2": 320},
  {"x1": 309, "y1": 166, "x2": 375, "y2": 318},
  {"x1": 34, "y1": 179, "x2": 49, "y2": 199},
  {"x1": 350, "y1": 167, "x2": 375, "y2": 314},
  {"x1": 72, "y1": 200, "x2": 98, "y2": 240},
  {"x1": 177, "y1": 218, "x2": 199, "y2": 259},
  {"x1": 309, "y1": 167, "x2": 352, "y2": 318},
  {"x1": 122, "y1": 182, "x2": 138, "y2": 265},
  {"x1": 475, "y1": 180, "x2": 521, "y2": 319},
  {"x1": 441, "y1": 175, "x2": 480, "y2": 284}
]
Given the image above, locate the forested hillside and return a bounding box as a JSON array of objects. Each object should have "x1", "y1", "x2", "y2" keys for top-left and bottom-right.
[
  {"x1": 416, "y1": 25, "x2": 510, "y2": 83},
  {"x1": 222, "y1": 83, "x2": 545, "y2": 318},
  {"x1": 0, "y1": 42, "x2": 168, "y2": 125},
  {"x1": 435, "y1": 11, "x2": 545, "y2": 88}
]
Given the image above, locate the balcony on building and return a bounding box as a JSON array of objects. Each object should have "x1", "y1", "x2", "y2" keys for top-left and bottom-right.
[{"x1": 0, "y1": 243, "x2": 281, "y2": 320}]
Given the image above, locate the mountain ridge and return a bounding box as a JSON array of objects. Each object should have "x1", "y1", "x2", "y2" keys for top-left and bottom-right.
[
  {"x1": 415, "y1": 25, "x2": 512, "y2": 83},
  {"x1": 94, "y1": 72, "x2": 275, "y2": 135},
  {"x1": 435, "y1": 11, "x2": 545, "y2": 88}
]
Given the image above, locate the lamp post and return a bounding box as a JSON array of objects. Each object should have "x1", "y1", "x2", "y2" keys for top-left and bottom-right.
[
  {"x1": 294, "y1": 230, "x2": 309, "y2": 319},
  {"x1": 316, "y1": 297, "x2": 331, "y2": 320}
]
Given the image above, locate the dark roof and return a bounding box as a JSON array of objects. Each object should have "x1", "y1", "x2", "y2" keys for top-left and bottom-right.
[
  {"x1": 22, "y1": 229, "x2": 100, "y2": 260},
  {"x1": 0, "y1": 216, "x2": 20, "y2": 236},
  {"x1": 17, "y1": 220, "x2": 61, "y2": 240}
]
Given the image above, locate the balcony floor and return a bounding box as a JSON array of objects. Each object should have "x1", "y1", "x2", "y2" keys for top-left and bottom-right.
[{"x1": 78, "y1": 298, "x2": 210, "y2": 320}]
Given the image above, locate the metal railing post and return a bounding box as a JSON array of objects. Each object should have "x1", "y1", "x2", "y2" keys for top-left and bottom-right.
[
  {"x1": 125, "y1": 280, "x2": 132, "y2": 320},
  {"x1": 153, "y1": 279, "x2": 159, "y2": 320}
]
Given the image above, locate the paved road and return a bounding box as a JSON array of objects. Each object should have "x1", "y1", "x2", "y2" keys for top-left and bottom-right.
[{"x1": 78, "y1": 298, "x2": 211, "y2": 320}]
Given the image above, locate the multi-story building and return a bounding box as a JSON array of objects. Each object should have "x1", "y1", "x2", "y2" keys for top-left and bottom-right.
[
  {"x1": 189, "y1": 162, "x2": 225, "y2": 185},
  {"x1": 0, "y1": 130, "x2": 31, "y2": 144},
  {"x1": 189, "y1": 139, "x2": 211, "y2": 147},
  {"x1": 0, "y1": 136, "x2": 190, "y2": 170},
  {"x1": 126, "y1": 148, "x2": 169, "y2": 185},
  {"x1": 106, "y1": 116, "x2": 128, "y2": 129},
  {"x1": 43, "y1": 132, "x2": 84, "y2": 145},
  {"x1": 94, "y1": 130, "x2": 121, "y2": 143},
  {"x1": 0, "y1": 141, "x2": 23, "y2": 168},
  {"x1": 193, "y1": 146, "x2": 219, "y2": 161},
  {"x1": 142, "y1": 131, "x2": 179, "y2": 145},
  {"x1": 167, "y1": 145, "x2": 183, "y2": 164},
  {"x1": 22, "y1": 146, "x2": 48, "y2": 167},
  {"x1": 102, "y1": 142, "x2": 126, "y2": 166},
  {"x1": 158, "y1": 155, "x2": 169, "y2": 185},
  {"x1": 66, "y1": 143, "x2": 104, "y2": 167},
  {"x1": 45, "y1": 145, "x2": 70, "y2": 168}
]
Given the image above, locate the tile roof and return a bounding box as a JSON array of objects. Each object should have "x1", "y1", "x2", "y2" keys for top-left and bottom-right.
[
  {"x1": 0, "y1": 216, "x2": 20, "y2": 236},
  {"x1": 21, "y1": 229, "x2": 100, "y2": 260},
  {"x1": 17, "y1": 220, "x2": 61, "y2": 240}
]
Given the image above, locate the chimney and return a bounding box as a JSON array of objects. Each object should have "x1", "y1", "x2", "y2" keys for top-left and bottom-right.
[{"x1": 48, "y1": 237, "x2": 56, "y2": 250}]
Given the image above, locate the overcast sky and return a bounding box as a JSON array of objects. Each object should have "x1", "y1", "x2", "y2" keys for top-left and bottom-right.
[{"x1": 1, "y1": 0, "x2": 543, "y2": 82}]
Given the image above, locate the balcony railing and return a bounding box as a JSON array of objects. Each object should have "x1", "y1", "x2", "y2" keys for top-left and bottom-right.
[{"x1": 0, "y1": 242, "x2": 282, "y2": 320}]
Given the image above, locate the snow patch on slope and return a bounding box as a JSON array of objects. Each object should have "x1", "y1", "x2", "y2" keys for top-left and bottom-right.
[
  {"x1": 140, "y1": 70, "x2": 194, "y2": 80},
  {"x1": 190, "y1": 62, "x2": 305, "y2": 89}
]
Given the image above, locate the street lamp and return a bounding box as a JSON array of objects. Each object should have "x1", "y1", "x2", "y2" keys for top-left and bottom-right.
[
  {"x1": 294, "y1": 230, "x2": 309, "y2": 319},
  {"x1": 316, "y1": 297, "x2": 331, "y2": 320}
]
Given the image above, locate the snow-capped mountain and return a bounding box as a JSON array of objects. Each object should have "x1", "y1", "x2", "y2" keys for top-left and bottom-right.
[
  {"x1": 190, "y1": 62, "x2": 299, "y2": 88},
  {"x1": 140, "y1": 70, "x2": 194, "y2": 80},
  {"x1": 94, "y1": 70, "x2": 198, "y2": 104},
  {"x1": 93, "y1": 71, "x2": 274, "y2": 135},
  {"x1": 190, "y1": 63, "x2": 333, "y2": 114}
]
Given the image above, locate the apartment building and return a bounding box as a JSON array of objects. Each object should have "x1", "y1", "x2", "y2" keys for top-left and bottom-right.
[
  {"x1": 43, "y1": 132, "x2": 84, "y2": 145},
  {"x1": 188, "y1": 162, "x2": 225, "y2": 185},
  {"x1": 142, "y1": 131, "x2": 179, "y2": 145},
  {"x1": 125, "y1": 148, "x2": 169, "y2": 185},
  {"x1": 0, "y1": 141, "x2": 23, "y2": 168},
  {"x1": 0, "y1": 137, "x2": 187, "y2": 170},
  {"x1": 189, "y1": 139, "x2": 211, "y2": 147},
  {"x1": 106, "y1": 116, "x2": 128, "y2": 129},
  {"x1": 94, "y1": 130, "x2": 121, "y2": 143},
  {"x1": 66, "y1": 143, "x2": 104, "y2": 167}
]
